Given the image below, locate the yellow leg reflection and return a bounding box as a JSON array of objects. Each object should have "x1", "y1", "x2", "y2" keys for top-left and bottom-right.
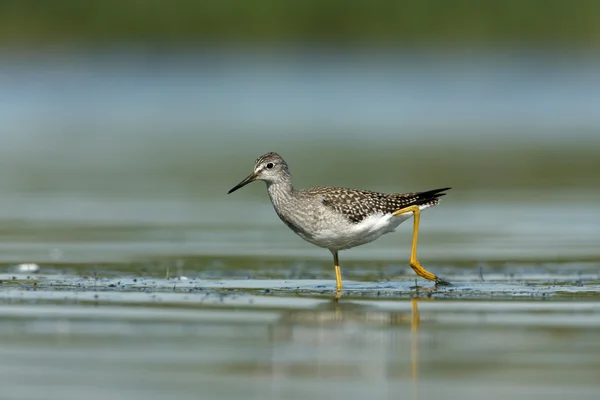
[
  {"x1": 411, "y1": 298, "x2": 420, "y2": 400},
  {"x1": 392, "y1": 205, "x2": 449, "y2": 285}
]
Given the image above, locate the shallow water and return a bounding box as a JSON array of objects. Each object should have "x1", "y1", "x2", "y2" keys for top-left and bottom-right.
[
  {"x1": 0, "y1": 49, "x2": 600, "y2": 399},
  {"x1": 2, "y1": 279, "x2": 600, "y2": 400},
  {"x1": 2, "y1": 262, "x2": 599, "y2": 400}
]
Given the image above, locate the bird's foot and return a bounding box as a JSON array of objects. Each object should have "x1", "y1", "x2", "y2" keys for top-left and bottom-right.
[{"x1": 435, "y1": 277, "x2": 451, "y2": 286}]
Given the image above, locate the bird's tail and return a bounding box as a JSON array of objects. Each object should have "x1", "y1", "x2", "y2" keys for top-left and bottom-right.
[{"x1": 404, "y1": 187, "x2": 451, "y2": 207}]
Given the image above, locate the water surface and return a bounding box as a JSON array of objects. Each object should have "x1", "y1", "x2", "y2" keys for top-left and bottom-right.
[{"x1": 0, "y1": 49, "x2": 599, "y2": 399}]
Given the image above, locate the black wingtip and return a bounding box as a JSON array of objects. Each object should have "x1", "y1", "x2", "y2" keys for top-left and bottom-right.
[
  {"x1": 409, "y1": 187, "x2": 451, "y2": 207},
  {"x1": 417, "y1": 187, "x2": 451, "y2": 198}
]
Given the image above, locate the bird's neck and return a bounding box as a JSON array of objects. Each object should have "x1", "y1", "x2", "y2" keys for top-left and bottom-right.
[{"x1": 266, "y1": 179, "x2": 294, "y2": 205}]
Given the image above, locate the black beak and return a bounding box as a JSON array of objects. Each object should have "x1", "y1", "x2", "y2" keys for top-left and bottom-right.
[{"x1": 227, "y1": 172, "x2": 258, "y2": 194}]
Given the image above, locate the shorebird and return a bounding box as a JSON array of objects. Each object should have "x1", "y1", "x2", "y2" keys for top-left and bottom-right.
[{"x1": 228, "y1": 152, "x2": 450, "y2": 296}]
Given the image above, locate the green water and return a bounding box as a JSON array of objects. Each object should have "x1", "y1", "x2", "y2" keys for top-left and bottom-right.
[{"x1": 1, "y1": 50, "x2": 600, "y2": 399}]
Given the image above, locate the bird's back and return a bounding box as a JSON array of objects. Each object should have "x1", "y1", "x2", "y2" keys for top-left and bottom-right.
[{"x1": 299, "y1": 186, "x2": 450, "y2": 224}]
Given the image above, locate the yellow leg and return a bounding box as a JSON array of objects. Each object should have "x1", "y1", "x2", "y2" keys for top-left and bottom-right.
[
  {"x1": 393, "y1": 205, "x2": 449, "y2": 285},
  {"x1": 332, "y1": 251, "x2": 343, "y2": 298}
]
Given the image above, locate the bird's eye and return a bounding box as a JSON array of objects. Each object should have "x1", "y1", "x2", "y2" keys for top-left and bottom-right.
[{"x1": 266, "y1": 162, "x2": 274, "y2": 169}]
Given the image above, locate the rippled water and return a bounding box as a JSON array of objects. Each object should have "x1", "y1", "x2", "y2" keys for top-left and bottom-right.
[
  {"x1": 2, "y1": 288, "x2": 600, "y2": 400},
  {"x1": 0, "y1": 49, "x2": 599, "y2": 399}
]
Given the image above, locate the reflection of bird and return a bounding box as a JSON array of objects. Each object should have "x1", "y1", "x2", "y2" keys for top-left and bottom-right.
[
  {"x1": 267, "y1": 299, "x2": 422, "y2": 392},
  {"x1": 228, "y1": 152, "x2": 450, "y2": 296}
]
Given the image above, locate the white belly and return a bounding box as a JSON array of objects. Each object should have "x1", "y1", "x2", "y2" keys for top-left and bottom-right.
[{"x1": 306, "y1": 204, "x2": 432, "y2": 251}]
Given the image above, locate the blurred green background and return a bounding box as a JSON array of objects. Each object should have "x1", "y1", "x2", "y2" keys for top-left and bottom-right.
[
  {"x1": 1, "y1": 1, "x2": 599, "y2": 192},
  {"x1": 1, "y1": 0, "x2": 600, "y2": 45},
  {"x1": 0, "y1": 0, "x2": 599, "y2": 265}
]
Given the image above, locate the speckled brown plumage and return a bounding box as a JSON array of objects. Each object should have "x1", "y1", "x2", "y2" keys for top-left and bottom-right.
[{"x1": 303, "y1": 186, "x2": 450, "y2": 224}]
